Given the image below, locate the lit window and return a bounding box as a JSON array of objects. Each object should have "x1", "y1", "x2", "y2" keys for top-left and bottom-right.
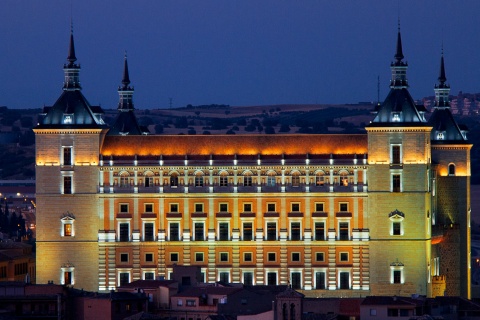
[
  {"x1": 63, "y1": 115, "x2": 73, "y2": 124},
  {"x1": 437, "y1": 132, "x2": 445, "y2": 140},
  {"x1": 316, "y1": 171, "x2": 325, "y2": 186},
  {"x1": 61, "y1": 265, "x2": 74, "y2": 285},
  {"x1": 60, "y1": 212, "x2": 75, "y2": 237},
  {"x1": 266, "y1": 172, "x2": 276, "y2": 186},
  {"x1": 339, "y1": 171, "x2": 349, "y2": 186},
  {"x1": 392, "y1": 112, "x2": 400, "y2": 122}
]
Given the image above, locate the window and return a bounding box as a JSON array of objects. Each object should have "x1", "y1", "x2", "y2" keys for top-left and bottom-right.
[
  {"x1": 195, "y1": 252, "x2": 204, "y2": 262},
  {"x1": 316, "y1": 252, "x2": 325, "y2": 262},
  {"x1": 219, "y1": 222, "x2": 229, "y2": 240},
  {"x1": 291, "y1": 272, "x2": 301, "y2": 289},
  {"x1": 315, "y1": 272, "x2": 326, "y2": 289},
  {"x1": 267, "y1": 172, "x2": 276, "y2": 186},
  {"x1": 315, "y1": 203, "x2": 324, "y2": 212},
  {"x1": 393, "y1": 270, "x2": 401, "y2": 284},
  {"x1": 145, "y1": 204, "x2": 153, "y2": 213},
  {"x1": 437, "y1": 132, "x2": 445, "y2": 140},
  {"x1": 177, "y1": 299, "x2": 183, "y2": 306},
  {"x1": 120, "y1": 172, "x2": 129, "y2": 187},
  {"x1": 243, "y1": 272, "x2": 253, "y2": 285},
  {"x1": 144, "y1": 223, "x2": 154, "y2": 241},
  {"x1": 63, "y1": 147, "x2": 72, "y2": 166},
  {"x1": 119, "y1": 223, "x2": 129, "y2": 241},
  {"x1": 194, "y1": 203, "x2": 203, "y2": 213},
  {"x1": 243, "y1": 173, "x2": 252, "y2": 186},
  {"x1": 170, "y1": 253, "x2": 179, "y2": 262},
  {"x1": 268, "y1": 252, "x2": 276, "y2": 262},
  {"x1": 243, "y1": 203, "x2": 252, "y2": 212},
  {"x1": 316, "y1": 172, "x2": 325, "y2": 186},
  {"x1": 220, "y1": 172, "x2": 228, "y2": 187},
  {"x1": 244, "y1": 252, "x2": 252, "y2": 262},
  {"x1": 267, "y1": 272, "x2": 277, "y2": 285},
  {"x1": 388, "y1": 309, "x2": 399, "y2": 317},
  {"x1": 314, "y1": 222, "x2": 325, "y2": 240},
  {"x1": 219, "y1": 203, "x2": 228, "y2": 212},
  {"x1": 64, "y1": 271, "x2": 72, "y2": 285},
  {"x1": 370, "y1": 309, "x2": 377, "y2": 316},
  {"x1": 291, "y1": 172, "x2": 300, "y2": 186},
  {"x1": 266, "y1": 222, "x2": 276, "y2": 240},
  {"x1": 243, "y1": 222, "x2": 253, "y2": 241},
  {"x1": 291, "y1": 203, "x2": 300, "y2": 212},
  {"x1": 392, "y1": 174, "x2": 401, "y2": 192},
  {"x1": 340, "y1": 252, "x2": 349, "y2": 262},
  {"x1": 195, "y1": 172, "x2": 204, "y2": 187},
  {"x1": 219, "y1": 272, "x2": 229, "y2": 283},
  {"x1": 186, "y1": 299, "x2": 196, "y2": 307},
  {"x1": 169, "y1": 223, "x2": 180, "y2": 241},
  {"x1": 145, "y1": 173, "x2": 154, "y2": 187},
  {"x1": 144, "y1": 272, "x2": 155, "y2": 280},
  {"x1": 267, "y1": 203, "x2": 276, "y2": 212},
  {"x1": 145, "y1": 253, "x2": 153, "y2": 262},
  {"x1": 339, "y1": 222, "x2": 349, "y2": 240},
  {"x1": 448, "y1": 163, "x2": 455, "y2": 176},
  {"x1": 393, "y1": 222, "x2": 401, "y2": 235},
  {"x1": 291, "y1": 222, "x2": 301, "y2": 240},
  {"x1": 194, "y1": 222, "x2": 204, "y2": 241},
  {"x1": 391, "y1": 145, "x2": 401, "y2": 164},
  {"x1": 339, "y1": 171, "x2": 349, "y2": 186},
  {"x1": 292, "y1": 252, "x2": 300, "y2": 262},
  {"x1": 120, "y1": 204, "x2": 129, "y2": 213},
  {"x1": 339, "y1": 202, "x2": 348, "y2": 212},
  {"x1": 120, "y1": 253, "x2": 129, "y2": 263},
  {"x1": 170, "y1": 203, "x2": 178, "y2": 213},
  {"x1": 220, "y1": 252, "x2": 229, "y2": 262},
  {"x1": 63, "y1": 223, "x2": 72, "y2": 237},
  {"x1": 170, "y1": 173, "x2": 178, "y2": 187},
  {"x1": 392, "y1": 112, "x2": 400, "y2": 122},
  {"x1": 63, "y1": 176, "x2": 72, "y2": 194},
  {"x1": 339, "y1": 271, "x2": 350, "y2": 289}
]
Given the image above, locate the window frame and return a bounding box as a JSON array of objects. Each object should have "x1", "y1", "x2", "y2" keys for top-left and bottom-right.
[
  {"x1": 315, "y1": 202, "x2": 324, "y2": 212},
  {"x1": 290, "y1": 221, "x2": 301, "y2": 240},
  {"x1": 143, "y1": 221, "x2": 155, "y2": 241},
  {"x1": 242, "y1": 221, "x2": 253, "y2": 241},
  {"x1": 218, "y1": 222, "x2": 229, "y2": 241},
  {"x1": 219, "y1": 252, "x2": 229, "y2": 262},
  {"x1": 315, "y1": 252, "x2": 325, "y2": 262},
  {"x1": 266, "y1": 221, "x2": 277, "y2": 241},
  {"x1": 244, "y1": 252, "x2": 253, "y2": 262},
  {"x1": 168, "y1": 222, "x2": 180, "y2": 241},
  {"x1": 63, "y1": 176, "x2": 72, "y2": 194},
  {"x1": 291, "y1": 252, "x2": 301, "y2": 262},
  {"x1": 194, "y1": 222, "x2": 205, "y2": 241},
  {"x1": 314, "y1": 221, "x2": 326, "y2": 241},
  {"x1": 392, "y1": 173, "x2": 402, "y2": 192},
  {"x1": 195, "y1": 252, "x2": 204, "y2": 262}
]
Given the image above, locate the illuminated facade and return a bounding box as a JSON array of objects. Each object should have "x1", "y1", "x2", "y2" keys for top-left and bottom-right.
[{"x1": 34, "y1": 30, "x2": 471, "y2": 298}]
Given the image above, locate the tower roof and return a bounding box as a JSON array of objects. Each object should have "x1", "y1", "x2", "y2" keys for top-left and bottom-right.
[
  {"x1": 394, "y1": 29, "x2": 404, "y2": 63},
  {"x1": 121, "y1": 53, "x2": 131, "y2": 89},
  {"x1": 66, "y1": 30, "x2": 77, "y2": 67}
]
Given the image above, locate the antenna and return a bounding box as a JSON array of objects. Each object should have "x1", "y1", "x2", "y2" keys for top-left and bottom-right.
[{"x1": 377, "y1": 75, "x2": 380, "y2": 105}]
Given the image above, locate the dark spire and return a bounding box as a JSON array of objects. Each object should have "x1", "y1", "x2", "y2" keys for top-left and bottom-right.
[
  {"x1": 67, "y1": 24, "x2": 77, "y2": 67},
  {"x1": 394, "y1": 27, "x2": 404, "y2": 62},
  {"x1": 438, "y1": 48, "x2": 447, "y2": 85},
  {"x1": 121, "y1": 52, "x2": 131, "y2": 89}
]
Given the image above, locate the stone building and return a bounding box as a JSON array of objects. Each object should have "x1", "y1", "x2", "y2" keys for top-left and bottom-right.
[{"x1": 33, "y1": 28, "x2": 471, "y2": 298}]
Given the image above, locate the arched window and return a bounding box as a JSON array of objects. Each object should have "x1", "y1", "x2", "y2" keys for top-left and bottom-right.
[
  {"x1": 290, "y1": 303, "x2": 296, "y2": 320},
  {"x1": 448, "y1": 163, "x2": 455, "y2": 176},
  {"x1": 170, "y1": 173, "x2": 178, "y2": 187},
  {"x1": 267, "y1": 171, "x2": 276, "y2": 187},
  {"x1": 282, "y1": 303, "x2": 288, "y2": 320},
  {"x1": 339, "y1": 170, "x2": 349, "y2": 186},
  {"x1": 243, "y1": 171, "x2": 252, "y2": 187},
  {"x1": 120, "y1": 172, "x2": 129, "y2": 187},
  {"x1": 316, "y1": 171, "x2": 325, "y2": 186},
  {"x1": 219, "y1": 171, "x2": 228, "y2": 187},
  {"x1": 291, "y1": 172, "x2": 300, "y2": 187},
  {"x1": 144, "y1": 171, "x2": 154, "y2": 188},
  {"x1": 195, "y1": 172, "x2": 204, "y2": 187}
]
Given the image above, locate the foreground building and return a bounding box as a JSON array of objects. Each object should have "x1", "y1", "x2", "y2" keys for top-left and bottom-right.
[{"x1": 34, "y1": 28, "x2": 471, "y2": 298}]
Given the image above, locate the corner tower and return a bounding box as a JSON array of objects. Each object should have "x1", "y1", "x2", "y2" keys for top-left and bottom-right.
[
  {"x1": 366, "y1": 27, "x2": 433, "y2": 296},
  {"x1": 33, "y1": 29, "x2": 108, "y2": 291},
  {"x1": 428, "y1": 51, "x2": 471, "y2": 298}
]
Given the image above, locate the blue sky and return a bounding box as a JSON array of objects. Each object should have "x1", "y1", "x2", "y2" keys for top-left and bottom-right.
[{"x1": 0, "y1": 1, "x2": 479, "y2": 109}]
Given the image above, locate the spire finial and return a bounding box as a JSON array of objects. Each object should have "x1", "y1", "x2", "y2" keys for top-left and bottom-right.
[{"x1": 122, "y1": 51, "x2": 131, "y2": 87}]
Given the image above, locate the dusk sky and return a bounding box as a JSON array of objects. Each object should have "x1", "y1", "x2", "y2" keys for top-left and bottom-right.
[{"x1": 1, "y1": 1, "x2": 479, "y2": 109}]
